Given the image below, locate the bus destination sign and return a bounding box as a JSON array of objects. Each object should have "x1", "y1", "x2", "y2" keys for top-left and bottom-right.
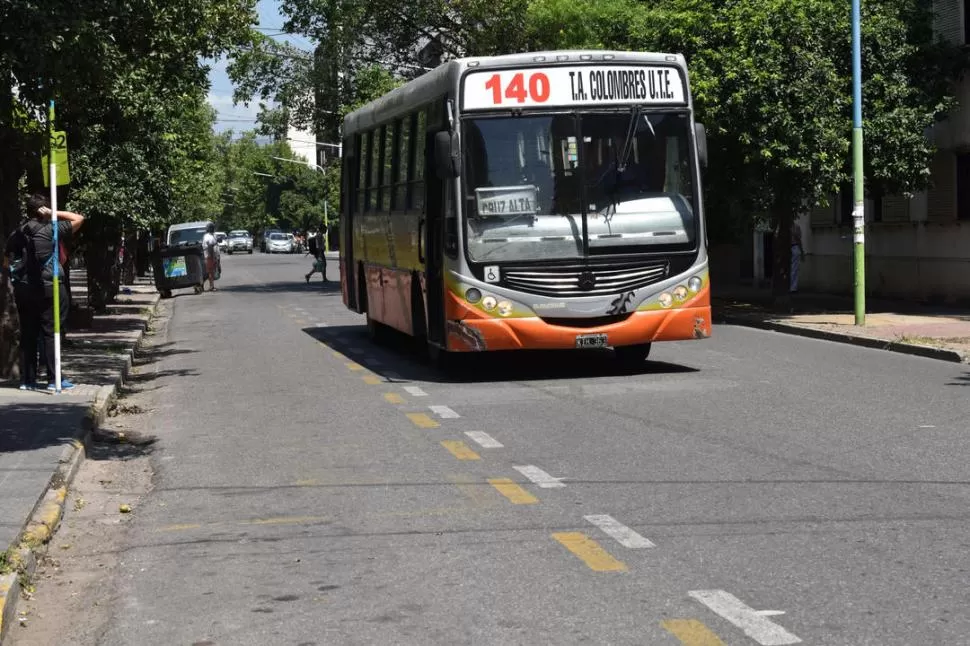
[
  {"x1": 463, "y1": 65, "x2": 686, "y2": 111},
  {"x1": 475, "y1": 186, "x2": 539, "y2": 217}
]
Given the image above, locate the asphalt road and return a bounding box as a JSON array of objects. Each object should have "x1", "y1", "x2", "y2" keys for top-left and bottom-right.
[{"x1": 91, "y1": 251, "x2": 970, "y2": 645}]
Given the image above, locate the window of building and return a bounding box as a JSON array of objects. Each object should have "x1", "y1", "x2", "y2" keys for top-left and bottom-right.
[
  {"x1": 957, "y1": 152, "x2": 970, "y2": 220},
  {"x1": 396, "y1": 117, "x2": 411, "y2": 209}
]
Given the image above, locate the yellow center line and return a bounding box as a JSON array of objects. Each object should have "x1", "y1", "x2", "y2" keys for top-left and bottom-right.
[
  {"x1": 384, "y1": 392, "x2": 405, "y2": 404},
  {"x1": 158, "y1": 523, "x2": 202, "y2": 532},
  {"x1": 362, "y1": 374, "x2": 382, "y2": 385},
  {"x1": 551, "y1": 532, "x2": 627, "y2": 572},
  {"x1": 406, "y1": 412, "x2": 439, "y2": 428},
  {"x1": 295, "y1": 318, "x2": 308, "y2": 325},
  {"x1": 487, "y1": 478, "x2": 538, "y2": 504},
  {"x1": 661, "y1": 619, "x2": 726, "y2": 646},
  {"x1": 440, "y1": 440, "x2": 481, "y2": 461},
  {"x1": 247, "y1": 515, "x2": 328, "y2": 526},
  {"x1": 346, "y1": 362, "x2": 365, "y2": 371}
]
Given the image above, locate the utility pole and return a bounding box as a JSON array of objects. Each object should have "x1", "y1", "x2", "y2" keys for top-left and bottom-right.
[{"x1": 851, "y1": 0, "x2": 866, "y2": 325}]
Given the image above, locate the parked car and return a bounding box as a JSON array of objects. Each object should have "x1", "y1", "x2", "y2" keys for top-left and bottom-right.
[
  {"x1": 226, "y1": 230, "x2": 253, "y2": 254},
  {"x1": 260, "y1": 228, "x2": 281, "y2": 252},
  {"x1": 266, "y1": 232, "x2": 293, "y2": 254}
]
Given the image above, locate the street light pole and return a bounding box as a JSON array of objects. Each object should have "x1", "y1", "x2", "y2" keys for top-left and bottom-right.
[
  {"x1": 852, "y1": 0, "x2": 866, "y2": 325},
  {"x1": 271, "y1": 154, "x2": 337, "y2": 252}
]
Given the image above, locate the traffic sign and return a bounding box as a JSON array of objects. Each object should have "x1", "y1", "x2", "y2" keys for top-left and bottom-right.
[{"x1": 42, "y1": 131, "x2": 70, "y2": 186}]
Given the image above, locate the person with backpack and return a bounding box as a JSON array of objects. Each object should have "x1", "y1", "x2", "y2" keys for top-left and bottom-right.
[
  {"x1": 3, "y1": 193, "x2": 85, "y2": 391},
  {"x1": 304, "y1": 226, "x2": 327, "y2": 284}
]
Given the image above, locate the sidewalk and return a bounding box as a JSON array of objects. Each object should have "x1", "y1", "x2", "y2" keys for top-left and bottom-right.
[
  {"x1": 0, "y1": 274, "x2": 161, "y2": 642},
  {"x1": 714, "y1": 287, "x2": 970, "y2": 363}
]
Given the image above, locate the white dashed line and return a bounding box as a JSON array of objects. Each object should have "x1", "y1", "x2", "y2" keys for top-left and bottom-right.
[
  {"x1": 513, "y1": 465, "x2": 566, "y2": 489},
  {"x1": 314, "y1": 322, "x2": 328, "y2": 328},
  {"x1": 464, "y1": 431, "x2": 503, "y2": 449},
  {"x1": 430, "y1": 405, "x2": 460, "y2": 419},
  {"x1": 404, "y1": 386, "x2": 427, "y2": 397},
  {"x1": 689, "y1": 590, "x2": 802, "y2": 645},
  {"x1": 584, "y1": 514, "x2": 655, "y2": 548}
]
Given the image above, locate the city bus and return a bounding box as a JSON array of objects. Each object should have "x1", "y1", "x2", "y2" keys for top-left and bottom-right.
[{"x1": 339, "y1": 50, "x2": 711, "y2": 364}]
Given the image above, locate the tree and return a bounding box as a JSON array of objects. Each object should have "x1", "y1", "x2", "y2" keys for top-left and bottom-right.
[{"x1": 0, "y1": 0, "x2": 256, "y2": 374}]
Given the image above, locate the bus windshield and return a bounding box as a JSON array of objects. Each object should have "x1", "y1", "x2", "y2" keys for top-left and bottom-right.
[{"x1": 462, "y1": 111, "x2": 696, "y2": 263}]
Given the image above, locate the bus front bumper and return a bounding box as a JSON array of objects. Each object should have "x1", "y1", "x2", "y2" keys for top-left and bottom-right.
[{"x1": 444, "y1": 293, "x2": 712, "y2": 353}]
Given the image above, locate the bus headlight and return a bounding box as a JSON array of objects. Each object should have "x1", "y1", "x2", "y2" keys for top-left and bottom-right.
[
  {"x1": 658, "y1": 293, "x2": 673, "y2": 308},
  {"x1": 465, "y1": 288, "x2": 482, "y2": 304},
  {"x1": 673, "y1": 285, "x2": 689, "y2": 301},
  {"x1": 482, "y1": 296, "x2": 498, "y2": 311},
  {"x1": 497, "y1": 300, "x2": 513, "y2": 317},
  {"x1": 688, "y1": 276, "x2": 703, "y2": 293}
]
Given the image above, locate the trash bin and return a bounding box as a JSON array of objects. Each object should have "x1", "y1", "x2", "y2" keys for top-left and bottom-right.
[{"x1": 151, "y1": 244, "x2": 205, "y2": 298}]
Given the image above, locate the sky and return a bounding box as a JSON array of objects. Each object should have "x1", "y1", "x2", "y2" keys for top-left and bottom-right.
[{"x1": 207, "y1": 0, "x2": 314, "y2": 134}]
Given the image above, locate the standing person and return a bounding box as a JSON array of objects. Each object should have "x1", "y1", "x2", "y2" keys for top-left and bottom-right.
[
  {"x1": 304, "y1": 226, "x2": 327, "y2": 284},
  {"x1": 202, "y1": 223, "x2": 220, "y2": 292},
  {"x1": 3, "y1": 193, "x2": 84, "y2": 391},
  {"x1": 790, "y1": 222, "x2": 805, "y2": 293}
]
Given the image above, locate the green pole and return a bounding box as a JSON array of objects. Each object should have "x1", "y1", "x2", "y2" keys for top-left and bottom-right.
[{"x1": 852, "y1": 0, "x2": 866, "y2": 325}]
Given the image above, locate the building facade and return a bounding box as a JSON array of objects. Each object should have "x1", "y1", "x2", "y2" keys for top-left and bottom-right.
[{"x1": 792, "y1": 1, "x2": 970, "y2": 303}]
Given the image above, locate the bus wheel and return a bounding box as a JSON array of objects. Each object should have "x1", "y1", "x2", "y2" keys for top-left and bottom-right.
[
  {"x1": 426, "y1": 342, "x2": 452, "y2": 371},
  {"x1": 614, "y1": 343, "x2": 651, "y2": 366},
  {"x1": 366, "y1": 314, "x2": 389, "y2": 344}
]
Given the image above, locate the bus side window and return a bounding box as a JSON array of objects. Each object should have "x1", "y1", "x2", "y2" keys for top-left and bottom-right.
[
  {"x1": 412, "y1": 110, "x2": 427, "y2": 210},
  {"x1": 357, "y1": 132, "x2": 369, "y2": 214}
]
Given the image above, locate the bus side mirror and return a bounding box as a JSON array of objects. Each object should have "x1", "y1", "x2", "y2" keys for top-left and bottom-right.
[
  {"x1": 434, "y1": 131, "x2": 461, "y2": 179},
  {"x1": 694, "y1": 122, "x2": 708, "y2": 168}
]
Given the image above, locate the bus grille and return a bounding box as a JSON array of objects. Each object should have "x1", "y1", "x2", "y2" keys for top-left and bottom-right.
[{"x1": 503, "y1": 261, "x2": 669, "y2": 297}]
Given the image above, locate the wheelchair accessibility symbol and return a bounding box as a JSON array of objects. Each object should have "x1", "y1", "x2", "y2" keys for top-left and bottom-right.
[{"x1": 484, "y1": 265, "x2": 500, "y2": 283}]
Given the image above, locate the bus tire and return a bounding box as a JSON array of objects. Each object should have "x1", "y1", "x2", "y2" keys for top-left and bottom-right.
[
  {"x1": 614, "y1": 343, "x2": 651, "y2": 366},
  {"x1": 427, "y1": 342, "x2": 452, "y2": 371},
  {"x1": 366, "y1": 313, "x2": 388, "y2": 344}
]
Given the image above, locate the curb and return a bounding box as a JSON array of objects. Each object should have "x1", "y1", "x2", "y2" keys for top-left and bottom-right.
[
  {"x1": 0, "y1": 290, "x2": 161, "y2": 645},
  {"x1": 719, "y1": 313, "x2": 968, "y2": 364}
]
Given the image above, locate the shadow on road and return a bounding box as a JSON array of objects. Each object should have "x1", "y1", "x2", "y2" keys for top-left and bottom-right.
[
  {"x1": 302, "y1": 324, "x2": 700, "y2": 384},
  {"x1": 947, "y1": 372, "x2": 970, "y2": 387},
  {"x1": 218, "y1": 280, "x2": 342, "y2": 296}
]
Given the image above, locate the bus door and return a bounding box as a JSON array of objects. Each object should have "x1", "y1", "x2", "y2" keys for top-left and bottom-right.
[
  {"x1": 423, "y1": 133, "x2": 446, "y2": 346},
  {"x1": 341, "y1": 139, "x2": 358, "y2": 311}
]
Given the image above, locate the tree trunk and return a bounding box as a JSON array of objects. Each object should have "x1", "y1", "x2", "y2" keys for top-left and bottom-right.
[
  {"x1": 772, "y1": 195, "x2": 795, "y2": 308},
  {"x1": 0, "y1": 126, "x2": 25, "y2": 379},
  {"x1": 84, "y1": 217, "x2": 121, "y2": 313},
  {"x1": 122, "y1": 229, "x2": 137, "y2": 285}
]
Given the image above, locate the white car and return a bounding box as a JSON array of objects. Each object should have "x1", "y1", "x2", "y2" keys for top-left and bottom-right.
[
  {"x1": 266, "y1": 232, "x2": 293, "y2": 254},
  {"x1": 226, "y1": 230, "x2": 253, "y2": 254}
]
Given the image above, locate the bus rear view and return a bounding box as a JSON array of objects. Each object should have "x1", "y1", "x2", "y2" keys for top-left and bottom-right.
[{"x1": 340, "y1": 51, "x2": 711, "y2": 365}]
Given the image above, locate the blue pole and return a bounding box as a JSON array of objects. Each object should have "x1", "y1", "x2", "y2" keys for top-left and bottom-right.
[{"x1": 851, "y1": 0, "x2": 866, "y2": 325}]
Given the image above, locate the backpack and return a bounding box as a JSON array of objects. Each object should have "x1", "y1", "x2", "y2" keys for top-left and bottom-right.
[{"x1": 8, "y1": 223, "x2": 55, "y2": 285}]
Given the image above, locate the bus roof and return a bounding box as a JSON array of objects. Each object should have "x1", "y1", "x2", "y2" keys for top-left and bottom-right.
[{"x1": 343, "y1": 50, "x2": 689, "y2": 135}]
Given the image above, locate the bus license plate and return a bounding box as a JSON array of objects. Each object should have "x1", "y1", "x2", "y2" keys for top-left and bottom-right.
[{"x1": 575, "y1": 333, "x2": 608, "y2": 349}]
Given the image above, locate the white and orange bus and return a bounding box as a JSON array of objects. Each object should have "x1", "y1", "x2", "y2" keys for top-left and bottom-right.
[{"x1": 339, "y1": 50, "x2": 711, "y2": 365}]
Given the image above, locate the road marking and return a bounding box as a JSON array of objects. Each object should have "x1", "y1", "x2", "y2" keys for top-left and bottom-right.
[
  {"x1": 551, "y1": 532, "x2": 627, "y2": 572},
  {"x1": 513, "y1": 465, "x2": 566, "y2": 488},
  {"x1": 315, "y1": 322, "x2": 329, "y2": 327},
  {"x1": 159, "y1": 523, "x2": 202, "y2": 532},
  {"x1": 406, "y1": 413, "x2": 439, "y2": 429},
  {"x1": 295, "y1": 319, "x2": 308, "y2": 325},
  {"x1": 362, "y1": 375, "x2": 382, "y2": 385},
  {"x1": 661, "y1": 619, "x2": 726, "y2": 646},
  {"x1": 440, "y1": 440, "x2": 481, "y2": 461},
  {"x1": 464, "y1": 431, "x2": 503, "y2": 449},
  {"x1": 488, "y1": 478, "x2": 538, "y2": 504},
  {"x1": 449, "y1": 475, "x2": 497, "y2": 508},
  {"x1": 689, "y1": 590, "x2": 802, "y2": 645},
  {"x1": 346, "y1": 362, "x2": 364, "y2": 371},
  {"x1": 384, "y1": 392, "x2": 405, "y2": 404},
  {"x1": 430, "y1": 405, "x2": 460, "y2": 419},
  {"x1": 248, "y1": 515, "x2": 328, "y2": 526},
  {"x1": 403, "y1": 386, "x2": 427, "y2": 397},
  {"x1": 583, "y1": 514, "x2": 655, "y2": 548}
]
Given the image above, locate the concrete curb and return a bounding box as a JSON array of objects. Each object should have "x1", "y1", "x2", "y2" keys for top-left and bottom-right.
[
  {"x1": 719, "y1": 313, "x2": 969, "y2": 364},
  {"x1": 0, "y1": 291, "x2": 161, "y2": 645}
]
